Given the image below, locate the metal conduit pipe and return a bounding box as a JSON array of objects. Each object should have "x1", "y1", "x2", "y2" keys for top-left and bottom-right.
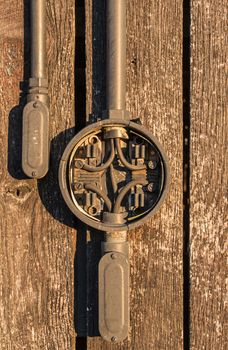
[
  {"x1": 31, "y1": 0, "x2": 46, "y2": 78},
  {"x1": 106, "y1": 0, "x2": 127, "y2": 114},
  {"x1": 22, "y1": 0, "x2": 49, "y2": 179}
]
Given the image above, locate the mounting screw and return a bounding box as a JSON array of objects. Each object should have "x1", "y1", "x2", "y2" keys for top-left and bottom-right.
[
  {"x1": 111, "y1": 336, "x2": 117, "y2": 342},
  {"x1": 88, "y1": 206, "x2": 98, "y2": 216},
  {"x1": 31, "y1": 171, "x2": 37, "y2": 177},
  {"x1": 33, "y1": 102, "x2": 39, "y2": 108},
  {"x1": 74, "y1": 182, "x2": 83, "y2": 190},
  {"x1": 147, "y1": 183, "x2": 154, "y2": 192},
  {"x1": 75, "y1": 160, "x2": 84, "y2": 169},
  {"x1": 148, "y1": 160, "x2": 158, "y2": 169},
  {"x1": 148, "y1": 160, "x2": 157, "y2": 169},
  {"x1": 111, "y1": 253, "x2": 117, "y2": 260}
]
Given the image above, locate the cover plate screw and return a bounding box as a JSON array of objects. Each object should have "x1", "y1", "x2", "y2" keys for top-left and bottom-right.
[
  {"x1": 147, "y1": 183, "x2": 154, "y2": 192},
  {"x1": 148, "y1": 160, "x2": 156, "y2": 169}
]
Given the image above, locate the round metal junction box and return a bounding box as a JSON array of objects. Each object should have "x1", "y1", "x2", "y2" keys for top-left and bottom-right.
[{"x1": 59, "y1": 119, "x2": 169, "y2": 232}]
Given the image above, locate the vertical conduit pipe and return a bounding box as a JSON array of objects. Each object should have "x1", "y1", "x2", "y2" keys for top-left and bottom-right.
[
  {"x1": 31, "y1": 0, "x2": 46, "y2": 79},
  {"x1": 106, "y1": 0, "x2": 127, "y2": 117},
  {"x1": 22, "y1": 0, "x2": 49, "y2": 179}
]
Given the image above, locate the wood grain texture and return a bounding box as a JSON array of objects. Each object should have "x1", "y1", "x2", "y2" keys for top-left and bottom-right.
[
  {"x1": 86, "y1": 1, "x2": 183, "y2": 349},
  {"x1": 0, "y1": 0, "x2": 76, "y2": 349},
  {"x1": 190, "y1": 0, "x2": 227, "y2": 349}
]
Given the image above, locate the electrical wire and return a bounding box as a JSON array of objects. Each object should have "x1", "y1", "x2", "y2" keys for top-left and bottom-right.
[
  {"x1": 115, "y1": 138, "x2": 146, "y2": 171},
  {"x1": 113, "y1": 179, "x2": 148, "y2": 213},
  {"x1": 83, "y1": 139, "x2": 115, "y2": 172}
]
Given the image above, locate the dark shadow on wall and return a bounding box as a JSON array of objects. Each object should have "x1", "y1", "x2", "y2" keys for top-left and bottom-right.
[
  {"x1": 183, "y1": 0, "x2": 191, "y2": 349},
  {"x1": 74, "y1": 0, "x2": 107, "y2": 341},
  {"x1": 73, "y1": 0, "x2": 88, "y2": 346},
  {"x1": 75, "y1": 0, "x2": 107, "y2": 341},
  {"x1": 91, "y1": 0, "x2": 106, "y2": 117},
  {"x1": 37, "y1": 127, "x2": 77, "y2": 229},
  {"x1": 84, "y1": 0, "x2": 107, "y2": 339}
]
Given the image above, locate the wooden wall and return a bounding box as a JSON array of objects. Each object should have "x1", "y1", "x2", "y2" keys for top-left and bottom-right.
[
  {"x1": 0, "y1": 0, "x2": 226, "y2": 349},
  {"x1": 0, "y1": 0, "x2": 76, "y2": 348},
  {"x1": 190, "y1": 0, "x2": 227, "y2": 349}
]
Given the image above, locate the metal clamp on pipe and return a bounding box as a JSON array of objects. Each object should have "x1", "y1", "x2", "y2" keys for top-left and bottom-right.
[{"x1": 22, "y1": 0, "x2": 49, "y2": 179}]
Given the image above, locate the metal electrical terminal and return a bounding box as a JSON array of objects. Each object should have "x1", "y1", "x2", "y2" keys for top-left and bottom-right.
[
  {"x1": 22, "y1": 0, "x2": 49, "y2": 179},
  {"x1": 59, "y1": 0, "x2": 170, "y2": 343}
]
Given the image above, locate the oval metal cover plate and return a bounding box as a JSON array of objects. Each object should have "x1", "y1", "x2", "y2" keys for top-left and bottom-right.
[
  {"x1": 22, "y1": 101, "x2": 49, "y2": 178},
  {"x1": 99, "y1": 252, "x2": 129, "y2": 342}
]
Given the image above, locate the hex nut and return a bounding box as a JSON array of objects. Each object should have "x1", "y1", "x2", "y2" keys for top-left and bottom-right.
[{"x1": 29, "y1": 77, "x2": 48, "y2": 88}]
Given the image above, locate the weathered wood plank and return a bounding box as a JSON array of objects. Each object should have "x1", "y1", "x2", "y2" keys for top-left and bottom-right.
[
  {"x1": 0, "y1": 0, "x2": 76, "y2": 349},
  {"x1": 190, "y1": 0, "x2": 227, "y2": 349},
  {"x1": 86, "y1": 0, "x2": 183, "y2": 349}
]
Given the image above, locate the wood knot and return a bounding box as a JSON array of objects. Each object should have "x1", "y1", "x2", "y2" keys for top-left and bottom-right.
[{"x1": 6, "y1": 185, "x2": 32, "y2": 200}]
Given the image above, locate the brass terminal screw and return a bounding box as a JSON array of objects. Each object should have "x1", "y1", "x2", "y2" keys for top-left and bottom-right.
[
  {"x1": 88, "y1": 206, "x2": 98, "y2": 216},
  {"x1": 148, "y1": 160, "x2": 157, "y2": 169},
  {"x1": 147, "y1": 183, "x2": 154, "y2": 192},
  {"x1": 74, "y1": 183, "x2": 83, "y2": 190},
  {"x1": 75, "y1": 160, "x2": 84, "y2": 169},
  {"x1": 111, "y1": 336, "x2": 117, "y2": 342}
]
